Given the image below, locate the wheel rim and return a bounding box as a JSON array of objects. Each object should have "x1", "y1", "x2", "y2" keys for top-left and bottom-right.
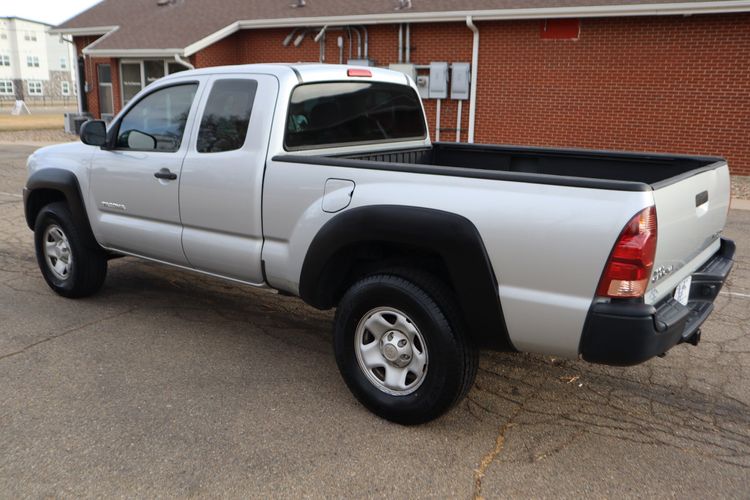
[
  {"x1": 43, "y1": 224, "x2": 73, "y2": 281},
  {"x1": 354, "y1": 307, "x2": 429, "y2": 396}
]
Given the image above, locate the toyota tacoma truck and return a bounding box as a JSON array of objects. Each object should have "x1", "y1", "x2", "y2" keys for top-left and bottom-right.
[{"x1": 24, "y1": 64, "x2": 734, "y2": 424}]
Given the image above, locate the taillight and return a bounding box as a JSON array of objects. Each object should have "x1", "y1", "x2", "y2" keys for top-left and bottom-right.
[{"x1": 596, "y1": 206, "x2": 657, "y2": 298}]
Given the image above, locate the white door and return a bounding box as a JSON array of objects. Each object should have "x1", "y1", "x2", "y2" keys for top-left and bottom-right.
[
  {"x1": 88, "y1": 80, "x2": 203, "y2": 264},
  {"x1": 179, "y1": 74, "x2": 278, "y2": 284}
]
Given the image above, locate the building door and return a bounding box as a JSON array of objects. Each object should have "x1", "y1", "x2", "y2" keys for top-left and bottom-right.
[{"x1": 88, "y1": 80, "x2": 203, "y2": 264}]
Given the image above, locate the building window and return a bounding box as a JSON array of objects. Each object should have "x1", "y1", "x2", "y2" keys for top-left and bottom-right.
[
  {"x1": 0, "y1": 80, "x2": 13, "y2": 95},
  {"x1": 60, "y1": 57, "x2": 67, "y2": 69},
  {"x1": 120, "y1": 59, "x2": 187, "y2": 107},
  {"x1": 98, "y1": 64, "x2": 114, "y2": 115},
  {"x1": 0, "y1": 55, "x2": 9, "y2": 66},
  {"x1": 61, "y1": 81, "x2": 70, "y2": 95},
  {"x1": 120, "y1": 62, "x2": 142, "y2": 106},
  {"x1": 27, "y1": 56, "x2": 40, "y2": 68},
  {"x1": 0, "y1": 32, "x2": 7, "y2": 40},
  {"x1": 167, "y1": 62, "x2": 187, "y2": 75},
  {"x1": 27, "y1": 81, "x2": 43, "y2": 95},
  {"x1": 24, "y1": 31, "x2": 37, "y2": 42}
]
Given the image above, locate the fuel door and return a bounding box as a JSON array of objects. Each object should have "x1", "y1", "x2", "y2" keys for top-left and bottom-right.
[{"x1": 322, "y1": 178, "x2": 355, "y2": 213}]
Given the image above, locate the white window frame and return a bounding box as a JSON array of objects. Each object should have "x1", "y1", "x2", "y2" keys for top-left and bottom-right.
[
  {"x1": 61, "y1": 81, "x2": 70, "y2": 96},
  {"x1": 60, "y1": 57, "x2": 67, "y2": 69},
  {"x1": 26, "y1": 56, "x2": 40, "y2": 68},
  {"x1": 0, "y1": 54, "x2": 9, "y2": 67},
  {"x1": 27, "y1": 80, "x2": 43, "y2": 96},
  {"x1": 119, "y1": 59, "x2": 186, "y2": 106},
  {"x1": 0, "y1": 80, "x2": 13, "y2": 95},
  {"x1": 24, "y1": 31, "x2": 37, "y2": 42}
]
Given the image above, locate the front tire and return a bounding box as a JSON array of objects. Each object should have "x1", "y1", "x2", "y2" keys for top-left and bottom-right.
[
  {"x1": 34, "y1": 202, "x2": 107, "y2": 298},
  {"x1": 334, "y1": 272, "x2": 477, "y2": 424}
]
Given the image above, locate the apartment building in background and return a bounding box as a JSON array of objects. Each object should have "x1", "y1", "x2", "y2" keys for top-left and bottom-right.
[{"x1": 0, "y1": 16, "x2": 77, "y2": 106}]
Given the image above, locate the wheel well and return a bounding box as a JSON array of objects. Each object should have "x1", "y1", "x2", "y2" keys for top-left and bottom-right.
[
  {"x1": 308, "y1": 240, "x2": 455, "y2": 309},
  {"x1": 25, "y1": 188, "x2": 66, "y2": 229},
  {"x1": 298, "y1": 205, "x2": 514, "y2": 351}
]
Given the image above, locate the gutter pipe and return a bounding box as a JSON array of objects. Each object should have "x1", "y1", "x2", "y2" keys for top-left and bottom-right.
[
  {"x1": 174, "y1": 53, "x2": 194, "y2": 70},
  {"x1": 466, "y1": 16, "x2": 479, "y2": 143}
]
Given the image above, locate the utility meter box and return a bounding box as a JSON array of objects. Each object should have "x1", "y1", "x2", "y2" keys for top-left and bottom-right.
[
  {"x1": 428, "y1": 62, "x2": 449, "y2": 99},
  {"x1": 388, "y1": 63, "x2": 417, "y2": 82},
  {"x1": 451, "y1": 62, "x2": 471, "y2": 100},
  {"x1": 415, "y1": 75, "x2": 430, "y2": 99}
]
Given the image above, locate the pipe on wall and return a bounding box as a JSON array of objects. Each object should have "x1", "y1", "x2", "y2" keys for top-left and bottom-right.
[
  {"x1": 352, "y1": 27, "x2": 362, "y2": 58},
  {"x1": 398, "y1": 24, "x2": 403, "y2": 63},
  {"x1": 174, "y1": 53, "x2": 195, "y2": 70},
  {"x1": 435, "y1": 98, "x2": 441, "y2": 142},
  {"x1": 456, "y1": 100, "x2": 462, "y2": 142},
  {"x1": 465, "y1": 16, "x2": 479, "y2": 143},
  {"x1": 405, "y1": 23, "x2": 411, "y2": 63}
]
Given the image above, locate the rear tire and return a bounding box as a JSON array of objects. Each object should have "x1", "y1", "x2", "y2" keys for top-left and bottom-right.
[
  {"x1": 34, "y1": 202, "x2": 107, "y2": 298},
  {"x1": 333, "y1": 271, "x2": 477, "y2": 424}
]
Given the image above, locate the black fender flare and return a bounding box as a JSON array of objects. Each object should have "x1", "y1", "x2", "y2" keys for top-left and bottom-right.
[
  {"x1": 299, "y1": 205, "x2": 515, "y2": 351},
  {"x1": 24, "y1": 168, "x2": 99, "y2": 249}
]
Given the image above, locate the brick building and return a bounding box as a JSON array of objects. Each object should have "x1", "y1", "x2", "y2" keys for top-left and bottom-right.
[{"x1": 53, "y1": 0, "x2": 750, "y2": 175}]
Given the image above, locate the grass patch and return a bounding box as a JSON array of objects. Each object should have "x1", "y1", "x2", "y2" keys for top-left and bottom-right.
[{"x1": 0, "y1": 114, "x2": 64, "y2": 132}]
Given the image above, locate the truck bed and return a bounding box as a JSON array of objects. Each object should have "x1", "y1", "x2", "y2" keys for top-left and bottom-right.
[{"x1": 328, "y1": 143, "x2": 724, "y2": 191}]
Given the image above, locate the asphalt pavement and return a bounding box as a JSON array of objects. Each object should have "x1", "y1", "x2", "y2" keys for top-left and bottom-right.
[{"x1": 1, "y1": 143, "x2": 748, "y2": 498}]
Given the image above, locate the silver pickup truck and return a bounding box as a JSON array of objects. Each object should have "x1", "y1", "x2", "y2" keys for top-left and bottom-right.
[{"x1": 24, "y1": 64, "x2": 734, "y2": 424}]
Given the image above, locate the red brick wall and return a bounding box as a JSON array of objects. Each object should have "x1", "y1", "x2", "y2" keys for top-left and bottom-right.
[
  {"x1": 474, "y1": 15, "x2": 750, "y2": 175},
  {"x1": 75, "y1": 13, "x2": 750, "y2": 175}
]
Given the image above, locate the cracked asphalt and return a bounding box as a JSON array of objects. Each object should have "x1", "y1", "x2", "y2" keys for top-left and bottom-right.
[{"x1": 1, "y1": 143, "x2": 749, "y2": 498}]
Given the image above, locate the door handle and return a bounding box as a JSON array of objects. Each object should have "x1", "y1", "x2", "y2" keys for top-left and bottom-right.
[{"x1": 154, "y1": 168, "x2": 177, "y2": 180}]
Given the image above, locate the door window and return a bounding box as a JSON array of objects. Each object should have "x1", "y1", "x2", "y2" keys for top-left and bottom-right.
[
  {"x1": 197, "y1": 79, "x2": 258, "y2": 153},
  {"x1": 116, "y1": 83, "x2": 198, "y2": 152}
]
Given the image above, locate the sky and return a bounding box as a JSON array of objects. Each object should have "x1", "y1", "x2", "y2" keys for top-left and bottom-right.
[{"x1": 0, "y1": 0, "x2": 102, "y2": 26}]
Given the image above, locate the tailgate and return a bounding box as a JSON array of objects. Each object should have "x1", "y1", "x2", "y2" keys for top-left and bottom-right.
[{"x1": 646, "y1": 162, "x2": 731, "y2": 304}]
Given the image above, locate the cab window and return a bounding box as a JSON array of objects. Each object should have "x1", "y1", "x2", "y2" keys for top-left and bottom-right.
[
  {"x1": 197, "y1": 79, "x2": 258, "y2": 153},
  {"x1": 285, "y1": 81, "x2": 426, "y2": 150}
]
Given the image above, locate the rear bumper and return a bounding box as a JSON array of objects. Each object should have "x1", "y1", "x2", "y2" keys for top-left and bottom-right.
[{"x1": 579, "y1": 238, "x2": 735, "y2": 366}]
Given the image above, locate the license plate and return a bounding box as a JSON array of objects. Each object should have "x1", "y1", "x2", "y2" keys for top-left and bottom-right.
[{"x1": 674, "y1": 276, "x2": 692, "y2": 306}]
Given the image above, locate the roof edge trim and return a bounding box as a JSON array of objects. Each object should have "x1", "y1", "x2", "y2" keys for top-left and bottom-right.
[{"x1": 68, "y1": 1, "x2": 750, "y2": 58}]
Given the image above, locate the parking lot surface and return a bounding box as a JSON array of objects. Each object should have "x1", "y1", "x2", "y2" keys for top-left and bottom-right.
[{"x1": 1, "y1": 143, "x2": 748, "y2": 498}]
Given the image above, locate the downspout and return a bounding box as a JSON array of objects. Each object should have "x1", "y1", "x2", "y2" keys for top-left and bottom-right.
[
  {"x1": 405, "y1": 23, "x2": 410, "y2": 63},
  {"x1": 397, "y1": 24, "x2": 403, "y2": 63},
  {"x1": 363, "y1": 26, "x2": 369, "y2": 59},
  {"x1": 466, "y1": 16, "x2": 479, "y2": 143},
  {"x1": 315, "y1": 25, "x2": 328, "y2": 63},
  {"x1": 351, "y1": 26, "x2": 362, "y2": 58},
  {"x1": 174, "y1": 54, "x2": 194, "y2": 70}
]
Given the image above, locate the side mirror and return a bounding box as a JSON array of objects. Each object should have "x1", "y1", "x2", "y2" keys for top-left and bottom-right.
[
  {"x1": 126, "y1": 130, "x2": 157, "y2": 151},
  {"x1": 80, "y1": 120, "x2": 107, "y2": 147}
]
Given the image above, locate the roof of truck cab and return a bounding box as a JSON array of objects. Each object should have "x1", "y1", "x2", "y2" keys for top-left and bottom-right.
[{"x1": 161, "y1": 63, "x2": 412, "y2": 86}]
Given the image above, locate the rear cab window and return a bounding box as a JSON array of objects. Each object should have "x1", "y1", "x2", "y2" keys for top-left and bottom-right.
[
  {"x1": 197, "y1": 79, "x2": 258, "y2": 153},
  {"x1": 285, "y1": 81, "x2": 426, "y2": 150}
]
